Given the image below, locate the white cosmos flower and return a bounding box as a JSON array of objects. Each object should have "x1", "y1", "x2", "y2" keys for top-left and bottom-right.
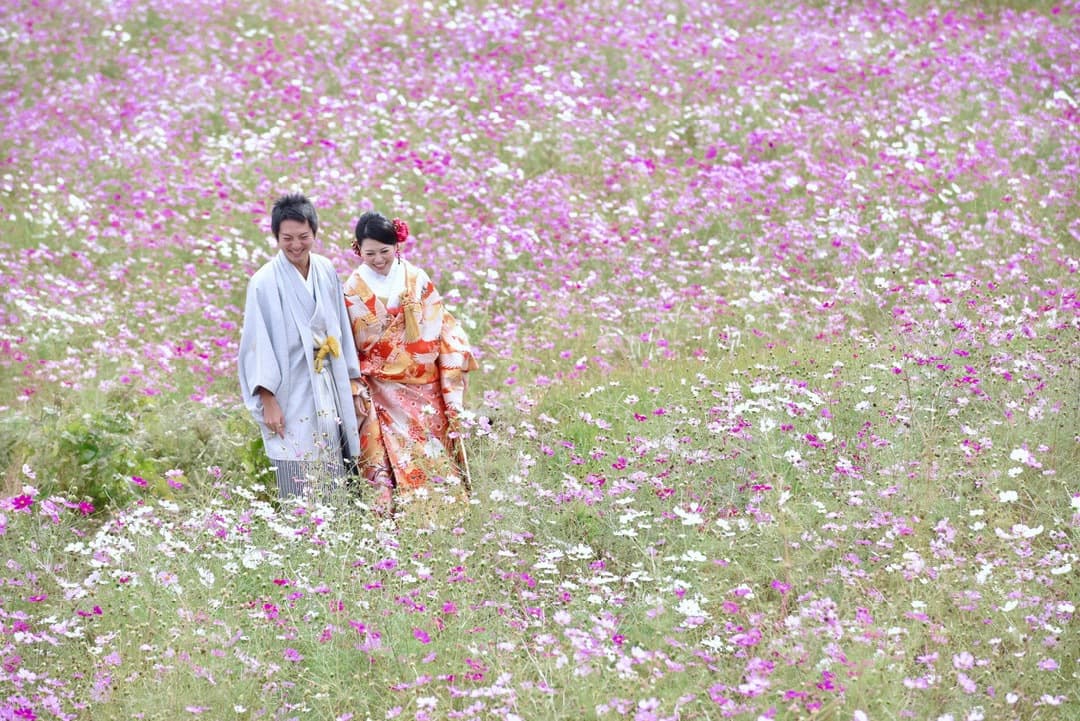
[
  {"x1": 995, "y1": 524, "x2": 1043, "y2": 540},
  {"x1": 1009, "y1": 448, "x2": 1032, "y2": 463},
  {"x1": 676, "y1": 597, "x2": 709, "y2": 618},
  {"x1": 567, "y1": 545, "x2": 593, "y2": 559},
  {"x1": 701, "y1": 636, "x2": 726, "y2": 651},
  {"x1": 197, "y1": 567, "x2": 216, "y2": 588},
  {"x1": 423, "y1": 438, "x2": 444, "y2": 458},
  {"x1": 673, "y1": 505, "x2": 704, "y2": 525}
]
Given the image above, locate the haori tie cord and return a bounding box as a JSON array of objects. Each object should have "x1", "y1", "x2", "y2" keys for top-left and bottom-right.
[{"x1": 314, "y1": 335, "x2": 341, "y2": 373}]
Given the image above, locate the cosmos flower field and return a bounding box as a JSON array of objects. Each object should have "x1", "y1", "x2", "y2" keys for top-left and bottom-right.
[{"x1": 0, "y1": 1, "x2": 1077, "y2": 719}]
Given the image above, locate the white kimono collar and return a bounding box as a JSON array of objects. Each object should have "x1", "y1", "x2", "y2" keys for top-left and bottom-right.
[{"x1": 358, "y1": 258, "x2": 405, "y2": 307}]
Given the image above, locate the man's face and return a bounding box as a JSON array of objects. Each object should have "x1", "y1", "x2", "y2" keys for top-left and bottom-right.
[{"x1": 277, "y1": 218, "x2": 315, "y2": 270}]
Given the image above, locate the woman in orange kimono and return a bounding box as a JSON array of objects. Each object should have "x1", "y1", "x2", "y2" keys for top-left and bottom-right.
[{"x1": 344, "y1": 212, "x2": 477, "y2": 513}]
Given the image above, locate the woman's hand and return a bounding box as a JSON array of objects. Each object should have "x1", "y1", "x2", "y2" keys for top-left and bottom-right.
[
  {"x1": 445, "y1": 405, "x2": 463, "y2": 433},
  {"x1": 351, "y1": 378, "x2": 369, "y2": 421},
  {"x1": 259, "y1": 388, "x2": 285, "y2": 437}
]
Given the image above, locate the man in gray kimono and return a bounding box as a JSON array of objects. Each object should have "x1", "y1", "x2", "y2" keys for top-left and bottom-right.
[{"x1": 239, "y1": 193, "x2": 364, "y2": 498}]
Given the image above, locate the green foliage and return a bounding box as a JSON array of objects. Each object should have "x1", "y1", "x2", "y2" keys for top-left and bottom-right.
[{"x1": 1, "y1": 386, "x2": 271, "y2": 509}]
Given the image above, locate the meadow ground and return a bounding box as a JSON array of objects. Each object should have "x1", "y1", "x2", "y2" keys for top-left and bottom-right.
[{"x1": 0, "y1": 1, "x2": 1077, "y2": 719}]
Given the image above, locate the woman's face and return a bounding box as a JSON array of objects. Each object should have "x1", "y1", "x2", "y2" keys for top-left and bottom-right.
[
  {"x1": 357, "y1": 238, "x2": 396, "y2": 276},
  {"x1": 277, "y1": 218, "x2": 315, "y2": 271}
]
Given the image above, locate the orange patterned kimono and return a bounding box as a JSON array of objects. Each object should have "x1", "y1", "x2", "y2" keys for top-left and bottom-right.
[{"x1": 343, "y1": 259, "x2": 477, "y2": 501}]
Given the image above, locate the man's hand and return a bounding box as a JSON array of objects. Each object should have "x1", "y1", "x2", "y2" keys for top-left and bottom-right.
[{"x1": 259, "y1": 389, "x2": 285, "y2": 438}]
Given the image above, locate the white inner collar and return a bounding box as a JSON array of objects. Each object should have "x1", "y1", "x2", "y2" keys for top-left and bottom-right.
[{"x1": 359, "y1": 259, "x2": 405, "y2": 307}]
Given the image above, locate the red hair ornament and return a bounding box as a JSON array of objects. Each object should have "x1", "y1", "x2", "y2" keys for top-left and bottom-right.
[{"x1": 392, "y1": 218, "x2": 409, "y2": 244}]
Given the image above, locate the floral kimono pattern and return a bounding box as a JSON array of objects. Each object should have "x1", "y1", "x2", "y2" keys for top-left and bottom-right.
[{"x1": 344, "y1": 260, "x2": 477, "y2": 501}]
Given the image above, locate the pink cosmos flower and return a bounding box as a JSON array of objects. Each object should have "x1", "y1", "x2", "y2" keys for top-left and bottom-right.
[
  {"x1": 771, "y1": 580, "x2": 791, "y2": 595},
  {"x1": 953, "y1": 651, "x2": 975, "y2": 670}
]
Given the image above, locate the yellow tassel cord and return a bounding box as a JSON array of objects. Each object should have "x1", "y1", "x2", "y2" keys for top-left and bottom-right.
[
  {"x1": 314, "y1": 336, "x2": 341, "y2": 373},
  {"x1": 401, "y1": 270, "x2": 423, "y2": 343}
]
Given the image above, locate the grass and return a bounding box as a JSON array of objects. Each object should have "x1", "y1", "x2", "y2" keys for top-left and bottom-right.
[
  {"x1": 2, "y1": 341, "x2": 1076, "y2": 716},
  {"x1": 5, "y1": 299, "x2": 1067, "y2": 720}
]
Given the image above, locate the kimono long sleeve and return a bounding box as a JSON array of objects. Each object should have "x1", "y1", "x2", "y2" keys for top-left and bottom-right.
[
  {"x1": 438, "y1": 310, "x2": 477, "y2": 412},
  {"x1": 396, "y1": 266, "x2": 477, "y2": 412},
  {"x1": 431, "y1": 280, "x2": 477, "y2": 413},
  {"x1": 238, "y1": 267, "x2": 283, "y2": 420}
]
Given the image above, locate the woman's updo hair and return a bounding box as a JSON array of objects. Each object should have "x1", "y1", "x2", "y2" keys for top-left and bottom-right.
[{"x1": 353, "y1": 211, "x2": 409, "y2": 253}]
